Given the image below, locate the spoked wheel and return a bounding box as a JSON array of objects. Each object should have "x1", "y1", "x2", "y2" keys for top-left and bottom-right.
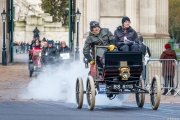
[
  {"x1": 75, "y1": 77, "x2": 84, "y2": 109},
  {"x1": 29, "y1": 70, "x2": 33, "y2": 77},
  {"x1": 135, "y1": 79, "x2": 145, "y2": 108},
  {"x1": 86, "y1": 76, "x2": 95, "y2": 110},
  {"x1": 150, "y1": 75, "x2": 161, "y2": 110}
]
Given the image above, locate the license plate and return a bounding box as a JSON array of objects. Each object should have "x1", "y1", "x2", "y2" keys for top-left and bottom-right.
[
  {"x1": 122, "y1": 84, "x2": 133, "y2": 89},
  {"x1": 98, "y1": 84, "x2": 106, "y2": 94},
  {"x1": 60, "y1": 53, "x2": 70, "y2": 59}
]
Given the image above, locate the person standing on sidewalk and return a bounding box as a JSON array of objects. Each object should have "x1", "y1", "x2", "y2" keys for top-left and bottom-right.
[
  {"x1": 160, "y1": 43, "x2": 177, "y2": 95},
  {"x1": 139, "y1": 36, "x2": 151, "y2": 80}
]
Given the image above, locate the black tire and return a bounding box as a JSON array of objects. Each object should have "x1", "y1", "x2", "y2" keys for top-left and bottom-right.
[
  {"x1": 135, "y1": 79, "x2": 145, "y2": 108},
  {"x1": 150, "y1": 75, "x2": 161, "y2": 110},
  {"x1": 75, "y1": 77, "x2": 84, "y2": 109},
  {"x1": 86, "y1": 76, "x2": 95, "y2": 110},
  {"x1": 29, "y1": 70, "x2": 33, "y2": 77}
]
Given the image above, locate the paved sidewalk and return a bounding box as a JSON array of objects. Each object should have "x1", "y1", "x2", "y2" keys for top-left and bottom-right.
[
  {"x1": 14, "y1": 53, "x2": 28, "y2": 63},
  {"x1": 0, "y1": 62, "x2": 32, "y2": 100},
  {"x1": 0, "y1": 62, "x2": 179, "y2": 103}
]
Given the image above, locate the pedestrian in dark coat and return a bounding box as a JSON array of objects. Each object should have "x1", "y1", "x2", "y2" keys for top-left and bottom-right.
[
  {"x1": 139, "y1": 36, "x2": 151, "y2": 80},
  {"x1": 26, "y1": 42, "x2": 30, "y2": 52},
  {"x1": 114, "y1": 16, "x2": 139, "y2": 51},
  {"x1": 139, "y1": 36, "x2": 151, "y2": 57},
  {"x1": 160, "y1": 43, "x2": 177, "y2": 95},
  {"x1": 20, "y1": 42, "x2": 23, "y2": 54}
]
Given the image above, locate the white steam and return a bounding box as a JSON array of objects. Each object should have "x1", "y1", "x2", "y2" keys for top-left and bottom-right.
[{"x1": 21, "y1": 62, "x2": 128, "y2": 106}]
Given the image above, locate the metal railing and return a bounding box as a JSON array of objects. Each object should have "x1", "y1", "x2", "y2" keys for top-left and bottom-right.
[
  {"x1": 146, "y1": 59, "x2": 180, "y2": 96},
  {"x1": 174, "y1": 59, "x2": 180, "y2": 96}
]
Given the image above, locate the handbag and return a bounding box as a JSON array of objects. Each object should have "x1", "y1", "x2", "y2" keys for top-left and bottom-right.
[{"x1": 144, "y1": 46, "x2": 149, "y2": 65}]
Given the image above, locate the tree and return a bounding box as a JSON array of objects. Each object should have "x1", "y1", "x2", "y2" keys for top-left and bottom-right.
[
  {"x1": 169, "y1": 0, "x2": 180, "y2": 42},
  {"x1": 41, "y1": 0, "x2": 68, "y2": 26}
]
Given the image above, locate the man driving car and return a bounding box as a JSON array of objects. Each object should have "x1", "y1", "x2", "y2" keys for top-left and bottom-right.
[
  {"x1": 41, "y1": 40, "x2": 59, "y2": 65},
  {"x1": 83, "y1": 21, "x2": 115, "y2": 65}
]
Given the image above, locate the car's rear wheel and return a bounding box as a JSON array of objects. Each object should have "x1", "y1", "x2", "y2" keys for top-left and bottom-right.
[
  {"x1": 136, "y1": 79, "x2": 145, "y2": 108},
  {"x1": 86, "y1": 76, "x2": 95, "y2": 110},
  {"x1": 75, "y1": 77, "x2": 84, "y2": 109},
  {"x1": 150, "y1": 75, "x2": 161, "y2": 110}
]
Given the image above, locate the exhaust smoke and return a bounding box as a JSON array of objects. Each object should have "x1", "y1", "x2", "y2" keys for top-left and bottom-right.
[{"x1": 21, "y1": 62, "x2": 128, "y2": 106}]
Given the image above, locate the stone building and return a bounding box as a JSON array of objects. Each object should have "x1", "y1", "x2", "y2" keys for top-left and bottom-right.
[{"x1": 13, "y1": 0, "x2": 68, "y2": 44}]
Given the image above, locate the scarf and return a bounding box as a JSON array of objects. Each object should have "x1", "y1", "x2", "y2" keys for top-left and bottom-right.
[{"x1": 91, "y1": 28, "x2": 100, "y2": 35}]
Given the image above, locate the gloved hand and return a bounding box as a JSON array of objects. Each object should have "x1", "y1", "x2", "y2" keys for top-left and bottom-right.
[
  {"x1": 108, "y1": 45, "x2": 115, "y2": 51},
  {"x1": 89, "y1": 60, "x2": 95, "y2": 65},
  {"x1": 124, "y1": 39, "x2": 134, "y2": 46},
  {"x1": 84, "y1": 54, "x2": 92, "y2": 62}
]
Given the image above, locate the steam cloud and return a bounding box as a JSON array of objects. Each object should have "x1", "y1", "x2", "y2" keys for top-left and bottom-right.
[{"x1": 21, "y1": 61, "x2": 128, "y2": 106}]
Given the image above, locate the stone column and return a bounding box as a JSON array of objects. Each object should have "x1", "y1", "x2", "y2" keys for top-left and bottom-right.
[
  {"x1": 140, "y1": 0, "x2": 156, "y2": 38},
  {"x1": 125, "y1": 0, "x2": 140, "y2": 33},
  {"x1": 85, "y1": 0, "x2": 100, "y2": 33},
  {"x1": 155, "y1": 0, "x2": 169, "y2": 38}
]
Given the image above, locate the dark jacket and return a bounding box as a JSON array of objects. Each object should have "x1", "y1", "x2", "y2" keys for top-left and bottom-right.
[
  {"x1": 160, "y1": 48, "x2": 177, "y2": 76},
  {"x1": 30, "y1": 40, "x2": 36, "y2": 49},
  {"x1": 59, "y1": 46, "x2": 71, "y2": 53},
  {"x1": 41, "y1": 46, "x2": 59, "y2": 58},
  {"x1": 114, "y1": 26, "x2": 139, "y2": 47},
  {"x1": 139, "y1": 43, "x2": 151, "y2": 57},
  {"x1": 83, "y1": 28, "x2": 115, "y2": 60}
]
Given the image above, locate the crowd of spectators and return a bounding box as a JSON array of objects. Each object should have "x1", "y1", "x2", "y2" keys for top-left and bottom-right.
[{"x1": 13, "y1": 41, "x2": 30, "y2": 54}]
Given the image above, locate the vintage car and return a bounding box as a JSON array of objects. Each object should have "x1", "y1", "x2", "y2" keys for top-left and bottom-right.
[
  {"x1": 75, "y1": 46, "x2": 161, "y2": 110},
  {"x1": 29, "y1": 46, "x2": 43, "y2": 77}
]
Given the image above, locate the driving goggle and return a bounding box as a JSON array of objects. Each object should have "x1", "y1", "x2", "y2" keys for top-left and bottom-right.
[{"x1": 91, "y1": 23, "x2": 99, "y2": 27}]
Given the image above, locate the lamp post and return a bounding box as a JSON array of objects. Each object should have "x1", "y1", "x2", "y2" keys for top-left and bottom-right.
[
  {"x1": 75, "y1": 8, "x2": 81, "y2": 61},
  {"x1": 1, "y1": 9, "x2": 7, "y2": 65}
]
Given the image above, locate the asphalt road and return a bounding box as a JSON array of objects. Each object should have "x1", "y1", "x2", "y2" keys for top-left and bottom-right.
[{"x1": 0, "y1": 100, "x2": 179, "y2": 120}]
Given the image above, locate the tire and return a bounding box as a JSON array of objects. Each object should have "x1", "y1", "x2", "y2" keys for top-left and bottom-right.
[
  {"x1": 29, "y1": 70, "x2": 33, "y2": 77},
  {"x1": 150, "y1": 75, "x2": 161, "y2": 110},
  {"x1": 75, "y1": 77, "x2": 84, "y2": 109},
  {"x1": 135, "y1": 79, "x2": 145, "y2": 108},
  {"x1": 86, "y1": 76, "x2": 95, "y2": 110}
]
